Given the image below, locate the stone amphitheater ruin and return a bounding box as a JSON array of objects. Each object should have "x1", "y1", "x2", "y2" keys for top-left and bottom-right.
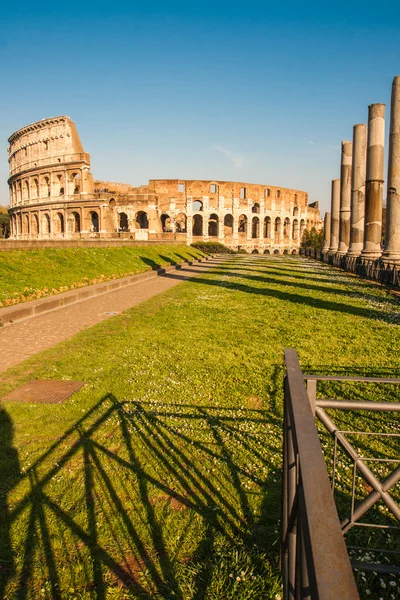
[{"x1": 7, "y1": 116, "x2": 321, "y2": 253}]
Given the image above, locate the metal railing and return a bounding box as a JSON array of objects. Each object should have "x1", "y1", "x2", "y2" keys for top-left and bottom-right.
[
  {"x1": 282, "y1": 349, "x2": 400, "y2": 599},
  {"x1": 301, "y1": 248, "x2": 400, "y2": 290}
]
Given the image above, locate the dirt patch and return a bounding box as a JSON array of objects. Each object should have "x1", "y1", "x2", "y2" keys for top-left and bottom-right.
[
  {"x1": 247, "y1": 396, "x2": 263, "y2": 410},
  {"x1": 1, "y1": 380, "x2": 86, "y2": 403}
]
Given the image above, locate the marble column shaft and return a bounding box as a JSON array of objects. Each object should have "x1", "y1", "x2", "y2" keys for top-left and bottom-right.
[
  {"x1": 348, "y1": 124, "x2": 367, "y2": 256},
  {"x1": 383, "y1": 76, "x2": 400, "y2": 262},
  {"x1": 338, "y1": 141, "x2": 353, "y2": 254},
  {"x1": 323, "y1": 212, "x2": 331, "y2": 252},
  {"x1": 328, "y1": 179, "x2": 340, "y2": 253},
  {"x1": 362, "y1": 103, "x2": 385, "y2": 258}
]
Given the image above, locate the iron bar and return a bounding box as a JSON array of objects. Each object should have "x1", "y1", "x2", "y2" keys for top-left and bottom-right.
[{"x1": 316, "y1": 399, "x2": 400, "y2": 411}]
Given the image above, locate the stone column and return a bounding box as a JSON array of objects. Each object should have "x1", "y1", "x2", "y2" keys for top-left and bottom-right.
[
  {"x1": 337, "y1": 141, "x2": 353, "y2": 254},
  {"x1": 383, "y1": 76, "x2": 400, "y2": 263},
  {"x1": 362, "y1": 103, "x2": 385, "y2": 259},
  {"x1": 328, "y1": 179, "x2": 340, "y2": 253},
  {"x1": 322, "y1": 212, "x2": 331, "y2": 252},
  {"x1": 347, "y1": 124, "x2": 367, "y2": 256}
]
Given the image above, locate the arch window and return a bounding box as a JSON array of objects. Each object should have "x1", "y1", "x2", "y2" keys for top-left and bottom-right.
[
  {"x1": 161, "y1": 214, "x2": 172, "y2": 231},
  {"x1": 208, "y1": 213, "x2": 219, "y2": 237},
  {"x1": 252, "y1": 216, "x2": 260, "y2": 239},
  {"x1": 42, "y1": 214, "x2": 51, "y2": 234},
  {"x1": 264, "y1": 216, "x2": 271, "y2": 238},
  {"x1": 192, "y1": 214, "x2": 203, "y2": 236},
  {"x1": 292, "y1": 219, "x2": 299, "y2": 240},
  {"x1": 224, "y1": 214, "x2": 233, "y2": 236},
  {"x1": 90, "y1": 211, "x2": 99, "y2": 232},
  {"x1": 300, "y1": 219, "x2": 305, "y2": 238},
  {"x1": 238, "y1": 214, "x2": 248, "y2": 234},
  {"x1": 192, "y1": 200, "x2": 203, "y2": 212},
  {"x1": 55, "y1": 212, "x2": 65, "y2": 234},
  {"x1": 71, "y1": 212, "x2": 81, "y2": 233},
  {"x1": 32, "y1": 214, "x2": 39, "y2": 235},
  {"x1": 251, "y1": 203, "x2": 260, "y2": 214},
  {"x1": 175, "y1": 213, "x2": 187, "y2": 233},
  {"x1": 136, "y1": 211, "x2": 148, "y2": 229},
  {"x1": 119, "y1": 212, "x2": 129, "y2": 231},
  {"x1": 293, "y1": 206, "x2": 299, "y2": 217},
  {"x1": 284, "y1": 218, "x2": 290, "y2": 238}
]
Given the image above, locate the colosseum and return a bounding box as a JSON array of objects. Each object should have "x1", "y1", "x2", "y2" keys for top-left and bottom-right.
[{"x1": 7, "y1": 116, "x2": 320, "y2": 253}]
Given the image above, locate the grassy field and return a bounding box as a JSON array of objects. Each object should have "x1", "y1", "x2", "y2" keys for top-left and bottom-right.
[
  {"x1": 0, "y1": 256, "x2": 399, "y2": 599},
  {"x1": 0, "y1": 245, "x2": 205, "y2": 307}
]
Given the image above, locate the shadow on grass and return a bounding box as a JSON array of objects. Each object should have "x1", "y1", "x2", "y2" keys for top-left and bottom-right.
[
  {"x1": 158, "y1": 271, "x2": 399, "y2": 324},
  {"x1": 1, "y1": 396, "x2": 281, "y2": 599}
]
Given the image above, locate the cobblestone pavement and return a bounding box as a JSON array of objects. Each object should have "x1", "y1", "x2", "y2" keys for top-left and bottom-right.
[{"x1": 0, "y1": 259, "x2": 226, "y2": 374}]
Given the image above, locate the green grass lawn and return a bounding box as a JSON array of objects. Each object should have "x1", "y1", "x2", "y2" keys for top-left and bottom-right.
[
  {"x1": 0, "y1": 245, "x2": 205, "y2": 307},
  {"x1": 0, "y1": 256, "x2": 399, "y2": 599}
]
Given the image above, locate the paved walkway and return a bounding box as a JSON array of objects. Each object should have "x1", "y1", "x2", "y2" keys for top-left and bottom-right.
[{"x1": 0, "y1": 258, "x2": 226, "y2": 374}]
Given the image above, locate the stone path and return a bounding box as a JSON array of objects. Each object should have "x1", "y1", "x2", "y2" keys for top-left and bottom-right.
[{"x1": 0, "y1": 258, "x2": 226, "y2": 374}]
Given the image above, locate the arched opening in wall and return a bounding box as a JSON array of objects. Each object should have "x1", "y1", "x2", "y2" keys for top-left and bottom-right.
[
  {"x1": 23, "y1": 214, "x2": 29, "y2": 235},
  {"x1": 72, "y1": 212, "x2": 81, "y2": 233},
  {"x1": 283, "y1": 249, "x2": 289, "y2": 255},
  {"x1": 208, "y1": 214, "x2": 219, "y2": 237},
  {"x1": 161, "y1": 214, "x2": 172, "y2": 231},
  {"x1": 263, "y1": 249, "x2": 270, "y2": 254},
  {"x1": 238, "y1": 214, "x2": 247, "y2": 234},
  {"x1": 55, "y1": 212, "x2": 65, "y2": 234},
  {"x1": 72, "y1": 172, "x2": 81, "y2": 195},
  {"x1": 90, "y1": 211, "x2": 99, "y2": 233},
  {"x1": 12, "y1": 215, "x2": 17, "y2": 236},
  {"x1": 175, "y1": 213, "x2": 187, "y2": 233},
  {"x1": 32, "y1": 214, "x2": 39, "y2": 235},
  {"x1": 251, "y1": 203, "x2": 260, "y2": 214},
  {"x1": 300, "y1": 219, "x2": 305, "y2": 238},
  {"x1": 18, "y1": 183, "x2": 22, "y2": 203},
  {"x1": 293, "y1": 206, "x2": 299, "y2": 217},
  {"x1": 136, "y1": 211, "x2": 148, "y2": 229},
  {"x1": 192, "y1": 200, "x2": 203, "y2": 211},
  {"x1": 252, "y1": 249, "x2": 259, "y2": 254},
  {"x1": 292, "y1": 219, "x2": 298, "y2": 240},
  {"x1": 193, "y1": 214, "x2": 203, "y2": 236},
  {"x1": 56, "y1": 174, "x2": 64, "y2": 196},
  {"x1": 42, "y1": 214, "x2": 51, "y2": 235},
  {"x1": 274, "y1": 249, "x2": 280, "y2": 255},
  {"x1": 109, "y1": 198, "x2": 116, "y2": 207},
  {"x1": 24, "y1": 180, "x2": 30, "y2": 201},
  {"x1": 45, "y1": 177, "x2": 50, "y2": 197},
  {"x1": 252, "y1": 216, "x2": 260, "y2": 239},
  {"x1": 307, "y1": 219, "x2": 310, "y2": 230},
  {"x1": 119, "y1": 212, "x2": 129, "y2": 231},
  {"x1": 284, "y1": 218, "x2": 290, "y2": 239},
  {"x1": 18, "y1": 214, "x2": 22, "y2": 234},
  {"x1": 224, "y1": 214, "x2": 233, "y2": 236},
  {"x1": 33, "y1": 178, "x2": 39, "y2": 198},
  {"x1": 292, "y1": 249, "x2": 297, "y2": 255},
  {"x1": 274, "y1": 217, "x2": 281, "y2": 243},
  {"x1": 264, "y1": 216, "x2": 271, "y2": 238}
]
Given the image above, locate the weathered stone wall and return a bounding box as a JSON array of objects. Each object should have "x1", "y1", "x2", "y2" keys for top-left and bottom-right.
[{"x1": 7, "y1": 117, "x2": 321, "y2": 253}]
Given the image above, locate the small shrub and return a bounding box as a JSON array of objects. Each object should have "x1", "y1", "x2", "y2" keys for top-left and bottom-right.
[{"x1": 190, "y1": 241, "x2": 234, "y2": 254}]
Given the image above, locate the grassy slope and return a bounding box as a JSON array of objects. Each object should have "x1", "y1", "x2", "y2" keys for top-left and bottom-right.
[
  {"x1": 0, "y1": 256, "x2": 399, "y2": 599},
  {"x1": 0, "y1": 245, "x2": 205, "y2": 307}
]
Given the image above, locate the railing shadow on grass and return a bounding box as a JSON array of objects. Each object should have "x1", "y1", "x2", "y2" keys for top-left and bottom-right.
[{"x1": 1, "y1": 395, "x2": 282, "y2": 599}]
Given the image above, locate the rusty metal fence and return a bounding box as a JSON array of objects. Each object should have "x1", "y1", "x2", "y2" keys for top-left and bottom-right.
[{"x1": 282, "y1": 349, "x2": 400, "y2": 599}]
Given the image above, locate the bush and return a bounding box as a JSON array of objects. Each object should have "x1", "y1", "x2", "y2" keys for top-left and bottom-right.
[
  {"x1": 301, "y1": 227, "x2": 324, "y2": 251},
  {"x1": 190, "y1": 241, "x2": 234, "y2": 254}
]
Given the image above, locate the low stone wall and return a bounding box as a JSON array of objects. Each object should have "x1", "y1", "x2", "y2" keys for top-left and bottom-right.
[{"x1": 0, "y1": 238, "x2": 183, "y2": 251}]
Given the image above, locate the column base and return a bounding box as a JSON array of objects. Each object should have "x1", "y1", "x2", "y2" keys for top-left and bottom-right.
[
  {"x1": 360, "y1": 251, "x2": 382, "y2": 261},
  {"x1": 381, "y1": 252, "x2": 400, "y2": 265}
]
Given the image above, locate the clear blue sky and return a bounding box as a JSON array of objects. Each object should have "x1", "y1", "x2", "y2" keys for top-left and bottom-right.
[{"x1": 1, "y1": 0, "x2": 399, "y2": 214}]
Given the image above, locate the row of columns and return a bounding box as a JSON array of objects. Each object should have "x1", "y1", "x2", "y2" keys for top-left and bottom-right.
[{"x1": 323, "y1": 76, "x2": 400, "y2": 263}]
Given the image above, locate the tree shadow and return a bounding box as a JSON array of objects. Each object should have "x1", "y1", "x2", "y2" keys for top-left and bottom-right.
[{"x1": 2, "y1": 395, "x2": 282, "y2": 598}]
